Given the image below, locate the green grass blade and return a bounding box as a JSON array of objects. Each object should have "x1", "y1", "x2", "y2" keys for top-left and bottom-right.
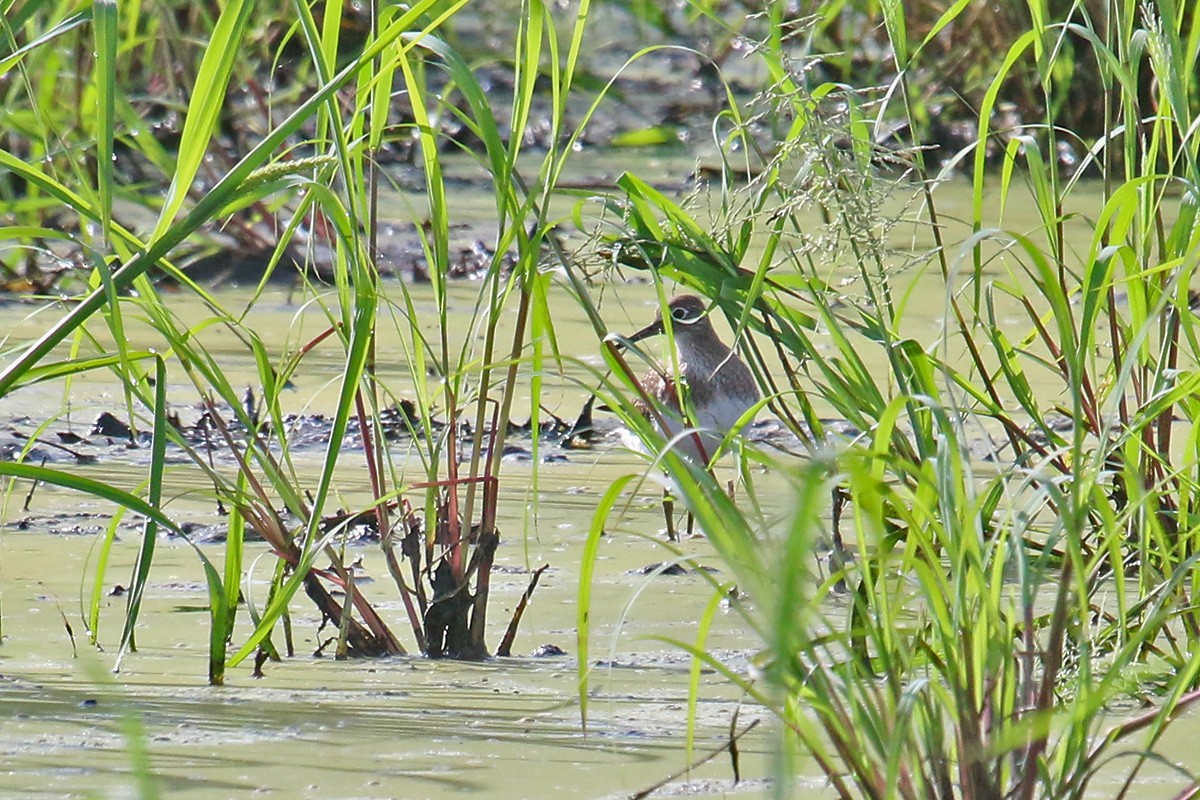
[
  {"x1": 577, "y1": 473, "x2": 639, "y2": 731},
  {"x1": 150, "y1": 0, "x2": 255, "y2": 241},
  {"x1": 0, "y1": 12, "x2": 88, "y2": 76},
  {"x1": 92, "y1": 0, "x2": 117, "y2": 244},
  {"x1": 115, "y1": 357, "x2": 169, "y2": 668}
]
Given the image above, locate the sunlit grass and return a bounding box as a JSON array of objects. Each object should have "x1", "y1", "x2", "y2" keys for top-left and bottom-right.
[
  {"x1": 0, "y1": 0, "x2": 588, "y2": 677},
  {"x1": 576, "y1": 0, "x2": 1200, "y2": 796},
  {"x1": 1, "y1": 0, "x2": 1199, "y2": 795}
]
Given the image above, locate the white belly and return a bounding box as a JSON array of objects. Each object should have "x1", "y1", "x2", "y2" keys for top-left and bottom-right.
[{"x1": 621, "y1": 392, "x2": 756, "y2": 463}]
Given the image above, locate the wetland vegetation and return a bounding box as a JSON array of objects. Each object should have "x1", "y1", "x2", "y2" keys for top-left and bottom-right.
[{"x1": 2, "y1": 0, "x2": 1200, "y2": 797}]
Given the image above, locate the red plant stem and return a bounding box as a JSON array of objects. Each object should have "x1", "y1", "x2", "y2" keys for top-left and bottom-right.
[
  {"x1": 467, "y1": 529, "x2": 497, "y2": 656},
  {"x1": 444, "y1": 385, "x2": 463, "y2": 580},
  {"x1": 208, "y1": 396, "x2": 403, "y2": 654},
  {"x1": 1020, "y1": 294, "x2": 1100, "y2": 431},
  {"x1": 629, "y1": 719, "x2": 760, "y2": 800},
  {"x1": 318, "y1": 567, "x2": 404, "y2": 655},
  {"x1": 1015, "y1": 557, "x2": 1073, "y2": 800},
  {"x1": 335, "y1": 568, "x2": 355, "y2": 660},
  {"x1": 496, "y1": 563, "x2": 549, "y2": 657},
  {"x1": 297, "y1": 323, "x2": 342, "y2": 359},
  {"x1": 465, "y1": 286, "x2": 535, "y2": 653},
  {"x1": 354, "y1": 389, "x2": 423, "y2": 651}
]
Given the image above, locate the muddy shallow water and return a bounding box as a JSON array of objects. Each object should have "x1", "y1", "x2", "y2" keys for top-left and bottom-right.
[
  {"x1": 0, "y1": 261, "x2": 790, "y2": 798},
  {"x1": 1, "y1": 166, "x2": 1197, "y2": 798},
  {"x1": 1, "y1": 567, "x2": 772, "y2": 800},
  {"x1": 2, "y1": 415, "x2": 782, "y2": 798}
]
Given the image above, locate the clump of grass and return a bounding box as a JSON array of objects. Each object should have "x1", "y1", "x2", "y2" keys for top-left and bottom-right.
[
  {"x1": 0, "y1": 0, "x2": 601, "y2": 679},
  {"x1": 578, "y1": 0, "x2": 1200, "y2": 794},
  {"x1": 1, "y1": 0, "x2": 464, "y2": 680}
]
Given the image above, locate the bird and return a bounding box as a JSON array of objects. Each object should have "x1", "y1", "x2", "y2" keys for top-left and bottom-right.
[{"x1": 623, "y1": 293, "x2": 760, "y2": 466}]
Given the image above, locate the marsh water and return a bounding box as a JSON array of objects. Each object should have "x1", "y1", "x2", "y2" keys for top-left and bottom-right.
[
  {"x1": 1, "y1": 157, "x2": 1196, "y2": 799},
  {"x1": 1, "y1": 274, "x2": 787, "y2": 799}
]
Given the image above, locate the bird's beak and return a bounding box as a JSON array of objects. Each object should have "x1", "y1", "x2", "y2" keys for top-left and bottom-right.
[{"x1": 626, "y1": 318, "x2": 663, "y2": 344}]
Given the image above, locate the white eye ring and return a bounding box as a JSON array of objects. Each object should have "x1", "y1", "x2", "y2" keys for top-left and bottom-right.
[{"x1": 672, "y1": 307, "x2": 691, "y2": 321}]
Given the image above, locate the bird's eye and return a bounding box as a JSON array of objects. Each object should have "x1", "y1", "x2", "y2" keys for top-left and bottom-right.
[{"x1": 672, "y1": 307, "x2": 691, "y2": 322}]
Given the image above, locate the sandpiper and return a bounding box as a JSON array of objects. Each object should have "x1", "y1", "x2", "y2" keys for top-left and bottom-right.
[{"x1": 624, "y1": 294, "x2": 760, "y2": 465}]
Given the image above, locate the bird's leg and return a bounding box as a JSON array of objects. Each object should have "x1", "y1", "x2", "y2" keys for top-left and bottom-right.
[
  {"x1": 685, "y1": 509, "x2": 695, "y2": 538},
  {"x1": 829, "y1": 486, "x2": 850, "y2": 593},
  {"x1": 662, "y1": 488, "x2": 678, "y2": 542}
]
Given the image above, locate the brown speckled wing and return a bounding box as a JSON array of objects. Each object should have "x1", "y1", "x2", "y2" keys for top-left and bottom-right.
[{"x1": 633, "y1": 368, "x2": 680, "y2": 417}]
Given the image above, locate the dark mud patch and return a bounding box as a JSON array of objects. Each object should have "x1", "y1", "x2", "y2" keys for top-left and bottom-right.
[
  {"x1": 4, "y1": 510, "x2": 114, "y2": 537},
  {"x1": 630, "y1": 562, "x2": 719, "y2": 577},
  {"x1": 0, "y1": 404, "x2": 840, "y2": 476},
  {"x1": 0, "y1": 399, "x2": 599, "y2": 466},
  {"x1": 530, "y1": 643, "x2": 567, "y2": 658}
]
